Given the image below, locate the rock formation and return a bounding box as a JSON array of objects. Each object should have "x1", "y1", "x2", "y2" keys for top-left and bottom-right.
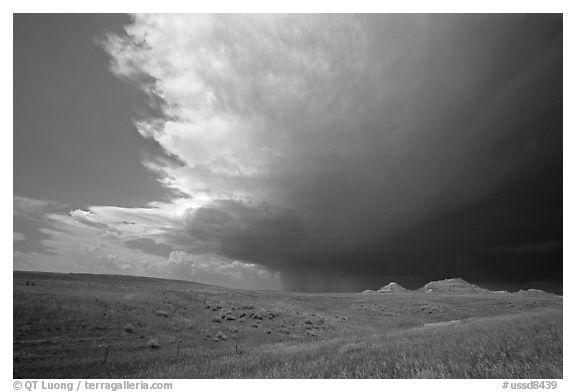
[
  {"x1": 377, "y1": 282, "x2": 408, "y2": 293},
  {"x1": 419, "y1": 277, "x2": 489, "y2": 294}
]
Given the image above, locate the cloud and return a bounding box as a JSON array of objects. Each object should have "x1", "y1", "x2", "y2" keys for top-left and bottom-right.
[
  {"x1": 166, "y1": 251, "x2": 281, "y2": 290},
  {"x1": 13, "y1": 195, "x2": 279, "y2": 289},
  {"x1": 14, "y1": 195, "x2": 62, "y2": 220},
  {"x1": 104, "y1": 15, "x2": 370, "y2": 188},
  {"x1": 13, "y1": 15, "x2": 561, "y2": 292},
  {"x1": 180, "y1": 199, "x2": 304, "y2": 267},
  {"x1": 96, "y1": 14, "x2": 563, "y2": 291}
]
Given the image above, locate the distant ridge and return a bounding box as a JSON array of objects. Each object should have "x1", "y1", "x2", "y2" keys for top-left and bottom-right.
[
  {"x1": 377, "y1": 282, "x2": 408, "y2": 293},
  {"x1": 419, "y1": 277, "x2": 489, "y2": 294}
]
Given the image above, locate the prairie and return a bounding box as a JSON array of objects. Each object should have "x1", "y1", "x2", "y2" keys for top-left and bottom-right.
[{"x1": 13, "y1": 271, "x2": 562, "y2": 378}]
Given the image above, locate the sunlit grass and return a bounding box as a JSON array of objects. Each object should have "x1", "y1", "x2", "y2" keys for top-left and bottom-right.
[{"x1": 133, "y1": 310, "x2": 561, "y2": 378}]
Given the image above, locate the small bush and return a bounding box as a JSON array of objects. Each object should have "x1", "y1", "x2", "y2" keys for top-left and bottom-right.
[{"x1": 147, "y1": 339, "x2": 160, "y2": 349}]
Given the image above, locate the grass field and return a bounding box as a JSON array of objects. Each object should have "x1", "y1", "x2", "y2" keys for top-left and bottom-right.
[{"x1": 13, "y1": 271, "x2": 562, "y2": 378}]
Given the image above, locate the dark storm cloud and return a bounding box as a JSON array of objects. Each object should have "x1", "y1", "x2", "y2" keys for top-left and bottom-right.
[
  {"x1": 123, "y1": 238, "x2": 174, "y2": 257},
  {"x1": 239, "y1": 15, "x2": 561, "y2": 291},
  {"x1": 183, "y1": 200, "x2": 303, "y2": 265},
  {"x1": 52, "y1": 14, "x2": 561, "y2": 292}
]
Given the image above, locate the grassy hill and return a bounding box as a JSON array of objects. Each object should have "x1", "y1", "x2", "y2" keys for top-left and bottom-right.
[{"x1": 13, "y1": 271, "x2": 562, "y2": 378}]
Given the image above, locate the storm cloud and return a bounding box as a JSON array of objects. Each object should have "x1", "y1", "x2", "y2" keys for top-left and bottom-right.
[
  {"x1": 14, "y1": 14, "x2": 562, "y2": 292},
  {"x1": 98, "y1": 14, "x2": 563, "y2": 292}
]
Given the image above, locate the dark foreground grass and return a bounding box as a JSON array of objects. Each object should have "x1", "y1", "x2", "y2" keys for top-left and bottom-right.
[{"x1": 131, "y1": 309, "x2": 561, "y2": 378}]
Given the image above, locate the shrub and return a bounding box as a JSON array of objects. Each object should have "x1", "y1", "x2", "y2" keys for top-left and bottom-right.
[{"x1": 147, "y1": 339, "x2": 160, "y2": 349}]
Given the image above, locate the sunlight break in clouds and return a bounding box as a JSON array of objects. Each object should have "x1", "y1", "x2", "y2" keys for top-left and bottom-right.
[{"x1": 13, "y1": 195, "x2": 280, "y2": 290}]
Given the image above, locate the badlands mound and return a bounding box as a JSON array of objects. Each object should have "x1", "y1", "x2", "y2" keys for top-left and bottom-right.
[
  {"x1": 420, "y1": 277, "x2": 490, "y2": 294},
  {"x1": 378, "y1": 282, "x2": 408, "y2": 293},
  {"x1": 516, "y1": 288, "x2": 557, "y2": 296}
]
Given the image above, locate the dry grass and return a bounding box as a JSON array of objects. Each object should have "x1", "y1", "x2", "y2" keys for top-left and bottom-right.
[
  {"x1": 129, "y1": 310, "x2": 561, "y2": 378},
  {"x1": 13, "y1": 271, "x2": 562, "y2": 379}
]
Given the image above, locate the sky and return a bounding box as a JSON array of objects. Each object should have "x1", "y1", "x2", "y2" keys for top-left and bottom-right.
[{"x1": 13, "y1": 14, "x2": 563, "y2": 293}]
